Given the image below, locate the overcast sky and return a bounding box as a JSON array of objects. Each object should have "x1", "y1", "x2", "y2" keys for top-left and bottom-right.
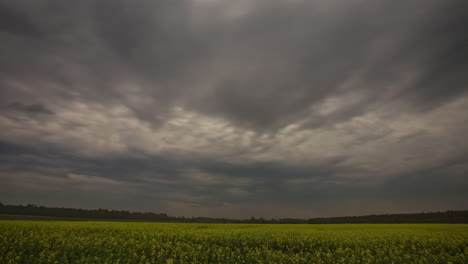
[{"x1": 1, "y1": 0, "x2": 467, "y2": 219}]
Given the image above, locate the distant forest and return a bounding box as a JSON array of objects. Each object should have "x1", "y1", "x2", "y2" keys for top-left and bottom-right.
[{"x1": 1, "y1": 202, "x2": 467, "y2": 223}]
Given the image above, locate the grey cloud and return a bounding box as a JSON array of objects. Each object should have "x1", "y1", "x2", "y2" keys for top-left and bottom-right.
[
  {"x1": 0, "y1": 3, "x2": 42, "y2": 38},
  {"x1": 2, "y1": 140, "x2": 466, "y2": 217},
  {"x1": 184, "y1": 0, "x2": 468, "y2": 130},
  {"x1": 7, "y1": 102, "x2": 54, "y2": 115},
  {"x1": 1, "y1": 0, "x2": 466, "y2": 130},
  {"x1": 1, "y1": 0, "x2": 468, "y2": 218},
  {"x1": 2, "y1": 136, "x2": 468, "y2": 217}
]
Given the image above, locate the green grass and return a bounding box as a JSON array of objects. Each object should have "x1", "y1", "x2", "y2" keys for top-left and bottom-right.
[{"x1": 1, "y1": 221, "x2": 467, "y2": 264}]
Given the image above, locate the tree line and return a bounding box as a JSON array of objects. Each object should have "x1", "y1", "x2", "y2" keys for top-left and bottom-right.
[{"x1": 1, "y1": 202, "x2": 467, "y2": 223}]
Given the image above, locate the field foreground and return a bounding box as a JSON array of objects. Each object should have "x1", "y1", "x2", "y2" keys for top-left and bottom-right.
[{"x1": 1, "y1": 221, "x2": 467, "y2": 264}]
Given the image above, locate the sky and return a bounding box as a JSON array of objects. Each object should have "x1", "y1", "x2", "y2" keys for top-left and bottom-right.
[{"x1": 1, "y1": 0, "x2": 467, "y2": 219}]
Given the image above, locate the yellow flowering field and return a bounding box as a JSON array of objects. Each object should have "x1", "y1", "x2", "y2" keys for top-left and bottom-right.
[{"x1": 1, "y1": 221, "x2": 467, "y2": 264}]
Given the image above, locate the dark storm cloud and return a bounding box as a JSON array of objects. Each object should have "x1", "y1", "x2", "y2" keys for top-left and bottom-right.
[
  {"x1": 1, "y1": 0, "x2": 468, "y2": 217},
  {"x1": 0, "y1": 141, "x2": 354, "y2": 209},
  {"x1": 379, "y1": 1, "x2": 468, "y2": 111},
  {"x1": 0, "y1": 3, "x2": 42, "y2": 38},
  {"x1": 1, "y1": 0, "x2": 466, "y2": 130},
  {"x1": 7, "y1": 102, "x2": 54, "y2": 115},
  {"x1": 184, "y1": 0, "x2": 468, "y2": 130},
  {"x1": 2, "y1": 139, "x2": 466, "y2": 217}
]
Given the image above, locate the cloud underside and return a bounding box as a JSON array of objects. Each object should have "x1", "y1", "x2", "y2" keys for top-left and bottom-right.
[{"x1": 0, "y1": 0, "x2": 467, "y2": 218}]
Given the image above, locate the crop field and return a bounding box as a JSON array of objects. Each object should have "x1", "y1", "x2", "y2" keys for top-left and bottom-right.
[{"x1": 1, "y1": 221, "x2": 467, "y2": 264}]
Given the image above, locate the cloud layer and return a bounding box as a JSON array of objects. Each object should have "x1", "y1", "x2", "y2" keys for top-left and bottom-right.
[{"x1": 1, "y1": 0, "x2": 467, "y2": 218}]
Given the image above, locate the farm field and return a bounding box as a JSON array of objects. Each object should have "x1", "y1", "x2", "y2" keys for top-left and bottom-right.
[{"x1": 1, "y1": 221, "x2": 467, "y2": 264}]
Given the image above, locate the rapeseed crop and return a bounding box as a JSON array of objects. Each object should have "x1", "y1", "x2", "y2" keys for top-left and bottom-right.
[{"x1": 1, "y1": 221, "x2": 467, "y2": 263}]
